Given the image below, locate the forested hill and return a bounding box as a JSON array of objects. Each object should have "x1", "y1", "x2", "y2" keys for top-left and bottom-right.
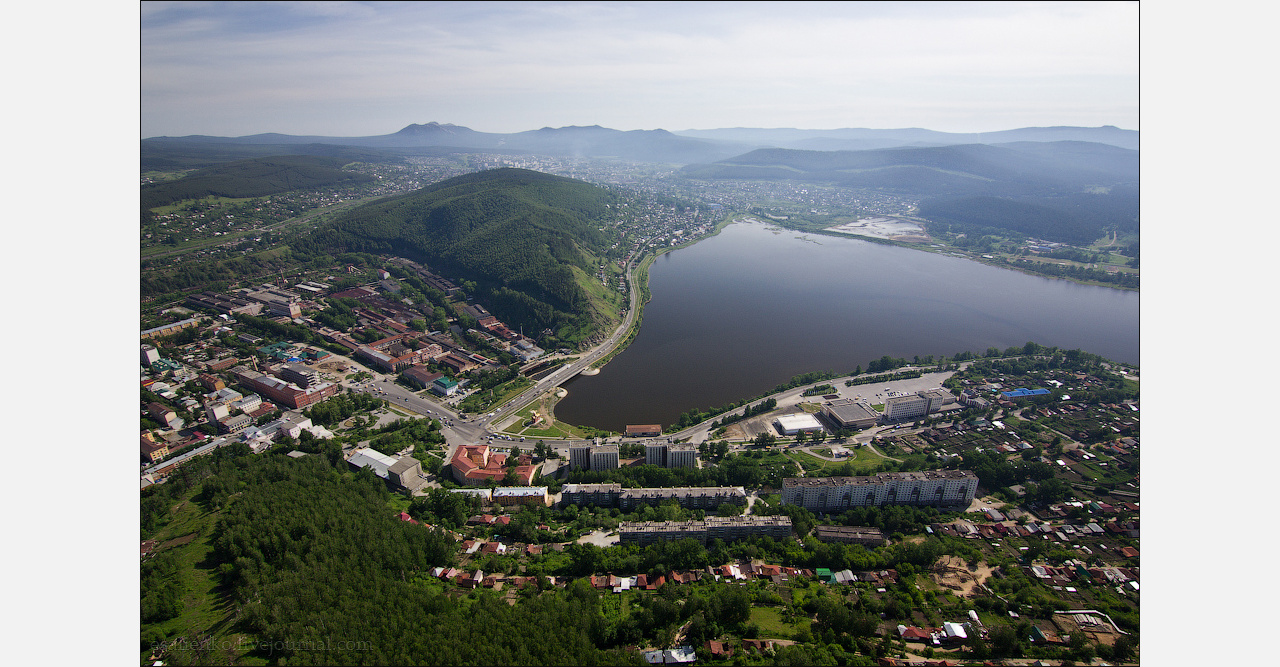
[
  {"x1": 681, "y1": 142, "x2": 1137, "y2": 197},
  {"x1": 297, "y1": 168, "x2": 619, "y2": 342},
  {"x1": 140, "y1": 155, "x2": 375, "y2": 211}
]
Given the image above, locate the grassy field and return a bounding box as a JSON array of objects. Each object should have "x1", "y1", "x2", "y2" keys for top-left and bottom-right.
[
  {"x1": 504, "y1": 398, "x2": 589, "y2": 439},
  {"x1": 517, "y1": 421, "x2": 586, "y2": 440},
  {"x1": 788, "y1": 447, "x2": 889, "y2": 475},
  {"x1": 149, "y1": 195, "x2": 257, "y2": 215},
  {"x1": 749, "y1": 604, "x2": 809, "y2": 639},
  {"x1": 142, "y1": 497, "x2": 258, "y2": 664}
]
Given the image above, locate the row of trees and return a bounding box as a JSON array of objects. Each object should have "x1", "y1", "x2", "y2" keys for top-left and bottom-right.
[{"x1": 708, "y1": 398, "x2": 777, "y2": 429}]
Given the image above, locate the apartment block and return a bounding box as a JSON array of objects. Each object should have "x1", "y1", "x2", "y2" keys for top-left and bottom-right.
[{"x1": 781, "y1": 471, "x2": 978, "y2": 511}]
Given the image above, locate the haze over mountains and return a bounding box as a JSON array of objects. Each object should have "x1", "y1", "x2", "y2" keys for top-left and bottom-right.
[{"x1": 143, "y1": 122, "x2": 1138, "y2": 166}]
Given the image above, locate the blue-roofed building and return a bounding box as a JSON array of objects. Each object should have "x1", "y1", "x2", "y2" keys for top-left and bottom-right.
[{"x1": 1001, "y1": 388, "x2": 1051, "y2": 399}]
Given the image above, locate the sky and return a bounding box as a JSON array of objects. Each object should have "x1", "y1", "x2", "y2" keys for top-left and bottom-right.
[{"x1": 141, "y1": 1, "x2": 1139, "y2": 138}]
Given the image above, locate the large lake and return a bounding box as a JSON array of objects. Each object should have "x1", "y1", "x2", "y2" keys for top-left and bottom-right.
[{"x1": 556, "y1": 220, "x2": 1139, "y2": 432}]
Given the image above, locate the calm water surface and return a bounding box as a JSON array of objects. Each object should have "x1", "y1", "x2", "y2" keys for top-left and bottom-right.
[{"x1": 556, "y1": 221, "x2": 1138, "y2": 432}]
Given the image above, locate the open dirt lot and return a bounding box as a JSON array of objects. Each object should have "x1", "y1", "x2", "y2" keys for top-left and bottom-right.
[
  {"x1": 1052, "y1": 613, "x2": 1123, "y2": 646},
  {"x1": 827, "y1": 216, "x2": 931, "y2": 242},
  {"x1": 930, "y1": 555, "x2": 994, "y2": 598}
]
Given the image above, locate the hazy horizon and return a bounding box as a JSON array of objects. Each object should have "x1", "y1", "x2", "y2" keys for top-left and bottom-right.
[
  {"x1": 142, "y1": 1, "x2": 1139, "y2": 139},
  {"x1": 141, "y1": 119, "x2": 1139, "y2": 141}
]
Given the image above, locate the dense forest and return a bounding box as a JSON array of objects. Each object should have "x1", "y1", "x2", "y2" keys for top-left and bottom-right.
[
  {"x1": 142, "y1": 453, "x2": 644, "y2": 665},
  {"x1": 293, "y1": 168, "x2": 620, "y2": 344},
  {"x1": 918, "y1": 187, "x2": 1139, "y2": 246},
  {"x1": 141, "y1": 155, "x2": 375, "y2": 211}
]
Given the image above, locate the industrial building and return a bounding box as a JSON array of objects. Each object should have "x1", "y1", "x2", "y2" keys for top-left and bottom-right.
[
  {"x1": 822, "y1": 398, "x2": 880, "y2": 429},
  {"x1": 781, "y1": 470, "x2": 978, "y2": 511},
  {"x1": 774, "y1": 413, "x2": 824, "y2": 435}
]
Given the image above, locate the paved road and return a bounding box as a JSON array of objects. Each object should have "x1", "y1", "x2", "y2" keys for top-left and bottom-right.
[
  {"x1": 328, "y1": 253, "x2": 644, "y2": 473},
  {"x1": 468, "y1": 255, "x2": 643, "y2": 439}
]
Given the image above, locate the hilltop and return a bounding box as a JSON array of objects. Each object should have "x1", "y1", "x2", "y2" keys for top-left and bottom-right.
[{"x1": 296, "y1": 168, "x2": 622, "y2": 346}]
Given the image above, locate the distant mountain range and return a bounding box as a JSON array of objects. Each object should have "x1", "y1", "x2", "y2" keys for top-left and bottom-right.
[
  {"x1": 673, "y1": 125, "x2": 1138, "y2": 151},
  {"x1": 142, "y1": 122, "x2": 1140, "y2": 249},
  {"x1": 142, "y1": 122, "x2": 1138, "y2": 167}
]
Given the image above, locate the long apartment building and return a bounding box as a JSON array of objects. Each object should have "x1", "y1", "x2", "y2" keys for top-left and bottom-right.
[
  {"x1": 560, "y1": 484, "x2": 747, "y2": 510},
  {"x1": 781, "y1": 470, "x2": 978, "y2": 512},
  {"x1": 619, "y1": 516, "x2": 792, "y2": 547},
  {"x1": 813, "y1": 525, "x2": 888, "y2": 547}
]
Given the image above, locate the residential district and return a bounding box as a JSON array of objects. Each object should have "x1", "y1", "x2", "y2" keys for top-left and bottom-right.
[{"x1": 141, "y1": 260, "x2": 1139, "y2": 665}]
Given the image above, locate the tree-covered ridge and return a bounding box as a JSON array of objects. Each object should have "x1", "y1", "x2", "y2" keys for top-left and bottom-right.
[
  {"x1": 686, "y1": 142, "x2": 1136, "y2": 194},
  {"x1": 141, "y1": 155, "x2": 375, "y2": 211},
  {"x1": 297, "y1": 168, "x2": 620, "y2": 340}
]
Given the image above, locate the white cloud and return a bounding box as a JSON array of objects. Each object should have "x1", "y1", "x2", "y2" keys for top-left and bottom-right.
[{"x1": 142, "y1": 1, "x2": 1138, "y2": 136}]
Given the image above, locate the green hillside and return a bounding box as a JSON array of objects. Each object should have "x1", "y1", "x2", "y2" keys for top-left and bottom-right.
[
  {"x1": 140, "y1": 155, "x2": 375, "y2": 211},
  {"x1": 298, "y1": 168, "x2": 621, "y2": 347}
]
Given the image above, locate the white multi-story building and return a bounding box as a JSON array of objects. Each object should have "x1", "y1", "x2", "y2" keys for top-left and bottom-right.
[
  {"x1": 781, "y1": 471, "x2": 979, "y2": 511},
  {"x1": 667, "y1": 445, "x2": 698, "y2": 469},
  {"x1": 569, "y1": 444, "x2": 622, "y2": 471},
  {"x1": 590, "y1": 446, "x2": 620, "y2": 471},
  {"x1": 883, "y1": 393, "x2": 931, "y2": 421},
  {"x1": 643, "y1": 443, "x2": 698, "y2": 469},
  {"x1": 568, "y1": 444, "x2": 592, "y2": 470}
]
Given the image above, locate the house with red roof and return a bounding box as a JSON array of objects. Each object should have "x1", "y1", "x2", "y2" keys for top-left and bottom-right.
[
  {"x1": 458, "y1": 570, "x2": 484, "y2": 588},
  {"x1": 451, "y1": 444, "x2": 539, "y2": 486},
  {"x1": 705, "y1": 640, "x2": 732, "y2": 659}
]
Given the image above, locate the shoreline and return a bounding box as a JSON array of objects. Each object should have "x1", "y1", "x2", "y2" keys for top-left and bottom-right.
[
  {"x1": 769, "y1": 218, "x2": 1139, "y2": 293},
  {"x1": 551, "y1": 215, "x2": 1137, "y2": 434}
]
